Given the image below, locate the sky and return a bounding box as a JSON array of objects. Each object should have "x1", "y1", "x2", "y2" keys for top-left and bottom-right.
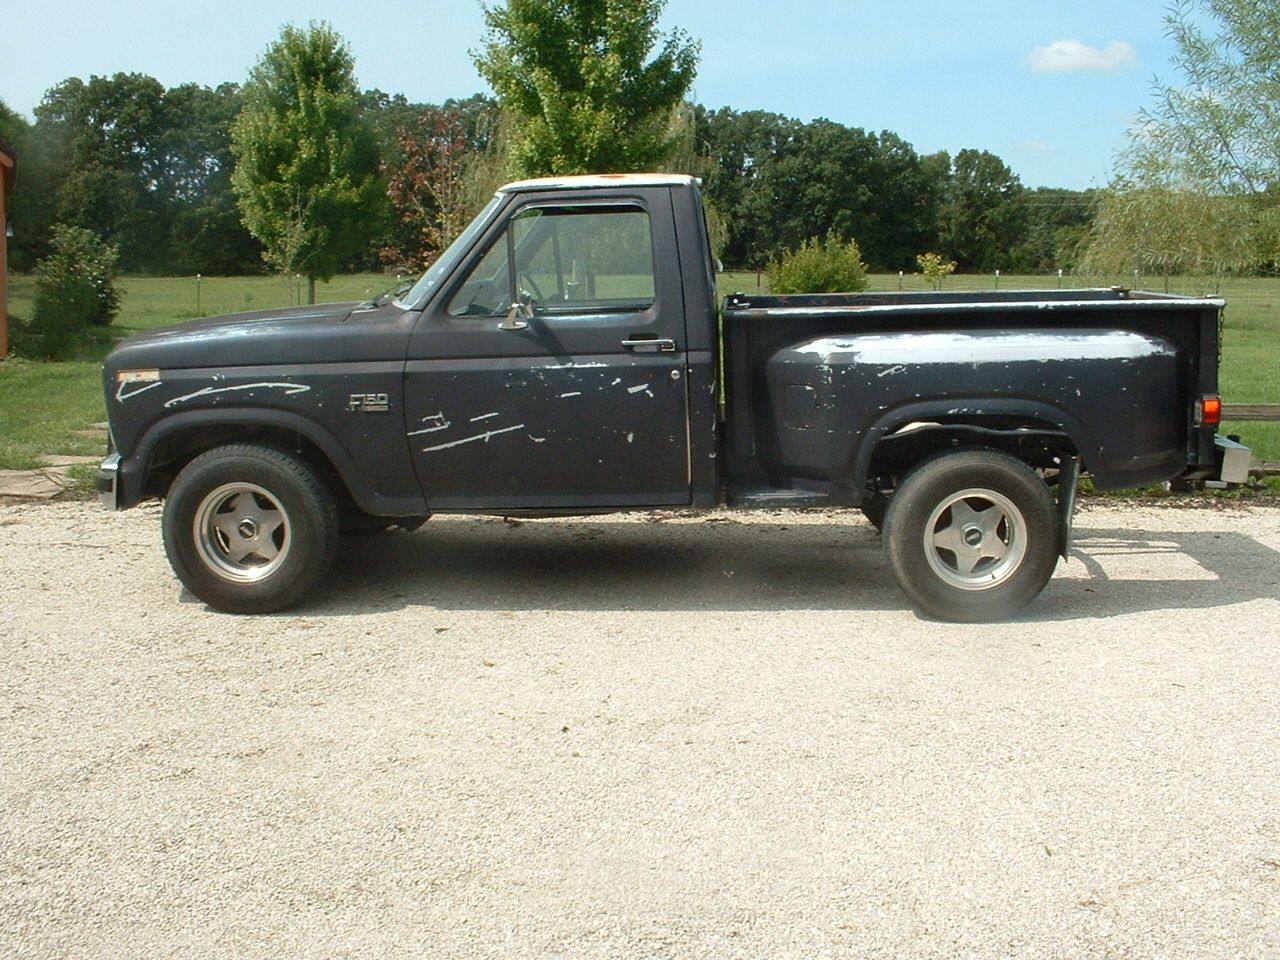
[{"x1": 0, "y1": 0, "x2": 1182, "y2": 190}]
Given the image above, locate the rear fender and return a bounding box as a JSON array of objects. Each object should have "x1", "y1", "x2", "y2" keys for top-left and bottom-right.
[{"x1": 850, "y1": 398, "x2": 1100, "y2": 494}]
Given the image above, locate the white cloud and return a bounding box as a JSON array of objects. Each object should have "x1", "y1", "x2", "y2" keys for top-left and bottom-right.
[
  {"x1": 1024, "y1": 39, "x2": 1137, "y2": 74},
  {"x1": 1017, "y1": 140, "x2": 1054, "y2": 155}
]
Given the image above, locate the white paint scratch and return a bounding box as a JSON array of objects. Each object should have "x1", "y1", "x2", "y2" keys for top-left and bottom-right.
[
  {"x1": 115, "y1": 380, "x2": 163, "y2": 402},
  {"x1": 558, "y1": 391, "x2": 582, "y2": 398},
  {"x1": 469, "y1": 412, "x2": 500, "y2": 421},
  {"x1": 611, "y1": 378, "x2": 622, "y2": 385},
  {"x1": 877, "y1": 364, "x2": 907, "y2": 378},
  {"x1": 626, "y1": 432, "x2": 634, "y2": 444},
  {"x1": 528, "y1": 435, "x2": 547, "y2": 443},
  {"x1": 163, "y1": 381, "x2": 310, "y2": 408},
  {"x1": 407, "y1": 412, "x2": 451, "y2": 436},
  {"x1": 627, "y1": 383, "x2": 650, "y2": 394},
  {"x1": 423, "y1": 424, "x2": 525, "y2": 452}
]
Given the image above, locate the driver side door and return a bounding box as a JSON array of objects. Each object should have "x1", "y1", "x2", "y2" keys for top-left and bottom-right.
[{"x1": 403, "y1": 188, "x2": 691, "y2": 510}]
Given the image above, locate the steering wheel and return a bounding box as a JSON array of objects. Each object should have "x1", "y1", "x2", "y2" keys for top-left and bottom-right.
[{"x1": 516, "y1": 270, "x2": 545, "y2": 303}]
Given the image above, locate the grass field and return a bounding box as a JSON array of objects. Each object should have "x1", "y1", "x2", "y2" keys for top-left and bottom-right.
[{"x1": 2, "y1": 270, "x2": 1276, "y2": 486}]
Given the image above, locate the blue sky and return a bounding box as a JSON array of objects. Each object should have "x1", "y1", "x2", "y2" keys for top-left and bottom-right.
[{"x1": 0, "y1": 0, "x2": 1180, "y2": 189}]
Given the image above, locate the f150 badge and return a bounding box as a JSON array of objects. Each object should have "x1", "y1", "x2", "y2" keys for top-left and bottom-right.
[{"x1": 348, "y1": 392, "x2": 390, "y2": 413}]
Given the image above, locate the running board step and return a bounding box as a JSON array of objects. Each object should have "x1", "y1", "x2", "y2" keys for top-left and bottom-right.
[{"x1": 725, "y1": 485, "x2": 831, "y2": 509}]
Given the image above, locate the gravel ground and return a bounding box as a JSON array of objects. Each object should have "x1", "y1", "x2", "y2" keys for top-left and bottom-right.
[{"x1": 2, "y1": 499, "x2": 1279, "y2": 959}]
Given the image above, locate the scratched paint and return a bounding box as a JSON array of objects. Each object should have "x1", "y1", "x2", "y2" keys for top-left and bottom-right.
[
  {"x1": 422, "y1": 424, "x2": 525, "y2": 452},
  {"x1": 407, "y1": 412, "x2": 451, "y2": 436},
  {"x1": 163, "y1": 381, "x2": 311, "y2": 408},
  {"x1": 115, "y1": 380, "x2": 164, "y2": 402}
]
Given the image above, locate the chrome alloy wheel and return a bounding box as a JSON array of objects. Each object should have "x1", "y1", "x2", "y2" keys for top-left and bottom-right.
[
  {"x1": 193, "y1": 482, "x2": 291, "y2": 583},
  {"x1": 923, "y1": 487, "x2": 1027, "y2": 591}
]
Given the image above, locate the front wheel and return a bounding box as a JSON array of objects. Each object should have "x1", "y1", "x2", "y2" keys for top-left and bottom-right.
[
  {"x1": 882, "y1": 449, "x2": 1059, "y2": 622},
  {"x1": 162, "y1": 444, "x2": 338, "y2": 614}
]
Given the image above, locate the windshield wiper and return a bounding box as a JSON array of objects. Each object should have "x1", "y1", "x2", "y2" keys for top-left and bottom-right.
[{"x1": 360, "y1": 280, "x2": 415, "y2": 309}]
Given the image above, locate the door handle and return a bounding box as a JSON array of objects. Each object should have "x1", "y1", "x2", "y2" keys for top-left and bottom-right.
[{"x1": 621, "y1": 338, "x2": 676, "y2": 353}]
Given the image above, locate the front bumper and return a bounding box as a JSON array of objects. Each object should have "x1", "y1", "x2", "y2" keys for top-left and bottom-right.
[{"x1": 96, "y1": 453, "x2": 121, "y2": 510}]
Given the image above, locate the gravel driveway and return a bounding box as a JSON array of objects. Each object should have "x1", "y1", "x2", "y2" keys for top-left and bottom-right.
[{"x1": 2, "y1": 500, "x2": 1279, "y2": 959}]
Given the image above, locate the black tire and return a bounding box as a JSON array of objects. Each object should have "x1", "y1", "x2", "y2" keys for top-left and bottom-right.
[
  {"x1": 882, "y1": 449, "x2": 1058, "y2": 622},
  {"x1": 162, "y1": 444, "x2": 338, "y2": 614}
]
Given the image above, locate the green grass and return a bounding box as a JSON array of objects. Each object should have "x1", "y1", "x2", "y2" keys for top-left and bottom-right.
[{"x1": 1, "y1": 270, "x2": 1277, "y2": 481}]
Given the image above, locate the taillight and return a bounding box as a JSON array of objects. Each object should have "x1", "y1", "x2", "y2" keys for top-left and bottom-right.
[{"x1": 1196, "y1": 394, "x2": 1222, "y2": 428}]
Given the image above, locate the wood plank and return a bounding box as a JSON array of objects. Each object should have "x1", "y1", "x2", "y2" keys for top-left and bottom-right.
[{"x1": 1222, "y1": 404, "x2": 1280, "y2": 422}]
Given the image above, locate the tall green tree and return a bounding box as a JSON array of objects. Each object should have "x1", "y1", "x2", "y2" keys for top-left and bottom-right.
[
  {"x1": 231, "y1": 22, "x2": 385, "y2": 302},
  {"x1": 473, "y1": 0, "x2": 700, "y2": 178},
  {"x1": 937, "y1": 149, "x2": 1027, "y2": 271},
  {"x1": 36, "y1": 74, "x2": 170, "y2": 272},
  {"x1": 160, "y1": 83, "x2": 263, "y2": 274}
]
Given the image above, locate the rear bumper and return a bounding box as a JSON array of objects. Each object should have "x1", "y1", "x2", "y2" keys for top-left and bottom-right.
[{"x1": 96, "y1": 453, "x2": 121, "y2": 510}]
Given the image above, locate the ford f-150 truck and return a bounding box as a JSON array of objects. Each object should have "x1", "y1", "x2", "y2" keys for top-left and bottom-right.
[{"x1": 97, "y1": 174, "x2": 1249, "y2": 620}]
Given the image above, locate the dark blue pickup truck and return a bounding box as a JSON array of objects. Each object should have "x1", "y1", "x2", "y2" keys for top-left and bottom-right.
[{"x1": 97, "y1": 174, "x2": 1249, "y2": 620}]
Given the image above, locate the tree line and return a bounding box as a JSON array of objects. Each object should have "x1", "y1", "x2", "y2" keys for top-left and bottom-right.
[
  {"x1": 2, "y1": 0, "x2": 1275, "y2": 293},
  {"x1": 0, "y1": 80, "x2": 1092, "y2": 278}
]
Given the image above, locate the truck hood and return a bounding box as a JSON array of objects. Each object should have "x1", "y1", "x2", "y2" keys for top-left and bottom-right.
[{"x1": 105, "y1": 301, "x2": 419, "y2": 372}]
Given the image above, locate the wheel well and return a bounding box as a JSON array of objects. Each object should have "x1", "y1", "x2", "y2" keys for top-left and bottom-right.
[
  {"x1": 142, "y1": 424, "x2": 352, "y2": 507},
  {"x1": 864, "y1": 417, "x2": 1080, "y2": 496}
]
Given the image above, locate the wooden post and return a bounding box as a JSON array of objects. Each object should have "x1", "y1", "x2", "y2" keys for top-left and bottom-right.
[
  {"x1": 0, "y1": 168, "x2": 7, "y2": 359},
  {"x1": 0, "y1": 140, "x2": 14, "y2": 360}
]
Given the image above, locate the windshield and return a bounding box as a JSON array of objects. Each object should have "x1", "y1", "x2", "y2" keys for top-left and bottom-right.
[{"x1": 393, "y1": 194, "x2": 504, "y2": 310}]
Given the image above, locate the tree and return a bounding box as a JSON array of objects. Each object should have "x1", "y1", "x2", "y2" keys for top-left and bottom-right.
[
  {"x1": 36, "y1": 74, "x2": 170, "y2": 272},
  {"x1": 1081, "y1": 160, "x2": 1255, "y2": 286},
  {"x1": 937, "y1": 149, "x2": 1027, "y2": 271},
  {"x1": 159, "y1": 83, "x2": 263, "y2": 274},
  {"x1": 382, "y1": 106, "x2": 473, "y2": 271},
  {"x1": 1144, "y1": 0, "x2": 1280, "y2": 196},
  {"x1": 692, "y1": 107, "x2": 947, "y2": 271},
  {"x1": 916, "y1": 252, "x2": 956, "y2": 290},
  {"x1": 473, "y1": 0, "x2": 700, "y2": 178},
  {"x1": 1086, "y1": 0, "x2": 1280, "y2": 273},
  {"x1": 1010, "y1": 187, "x2": 1096, "y2": 272},
  {"x1": 231, "y1": 22, "x2": 385, "y2": 302}
]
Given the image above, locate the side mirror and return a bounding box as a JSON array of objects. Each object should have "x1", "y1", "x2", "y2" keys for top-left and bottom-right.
[{"x1": 500, "y1": 298, "x2": 533, "y2": 331}]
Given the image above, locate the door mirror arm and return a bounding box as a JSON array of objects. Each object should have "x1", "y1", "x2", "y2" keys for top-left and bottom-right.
[{"x1": 500, "y1": 298, "x2": 534, "y2": 331}]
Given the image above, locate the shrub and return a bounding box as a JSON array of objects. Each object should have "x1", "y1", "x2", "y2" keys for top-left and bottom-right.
[
  {"x1": 916, "y1": 251, "x2": 957, "y2": 290},
  {"x1": 19, "y1": 226, "x2": 121, "y2": 359},
  {"x1": 766, "y1": 233, "x2": 868, "y2": 294}
]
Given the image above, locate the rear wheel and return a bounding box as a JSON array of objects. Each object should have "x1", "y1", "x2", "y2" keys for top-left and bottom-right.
[
  {"x1": 882, "y1": 449, "x2": 1058, "y2": 621},
  {"x1": 162, "y1": 444, "x2": 338, "y2": 613}
]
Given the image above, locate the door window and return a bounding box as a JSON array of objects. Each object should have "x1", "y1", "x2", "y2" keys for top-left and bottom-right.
[{"x1": 447, "y1": 204, "x2": 656, "y2": 317}]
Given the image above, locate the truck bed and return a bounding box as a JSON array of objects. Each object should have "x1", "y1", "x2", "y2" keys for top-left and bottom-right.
[{"x1": 720, "y1": 288, "x2": 1225, "y2": 504}]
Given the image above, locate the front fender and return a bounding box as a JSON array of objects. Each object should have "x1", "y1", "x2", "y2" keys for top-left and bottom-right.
[{"x1": 117, "y1": 407, "x2": 426, "y2": 516}]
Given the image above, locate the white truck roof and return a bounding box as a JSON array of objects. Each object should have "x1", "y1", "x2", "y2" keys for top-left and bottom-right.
[{"x1": 499, "y1": 173, "x2": 698, "y2": 193}]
